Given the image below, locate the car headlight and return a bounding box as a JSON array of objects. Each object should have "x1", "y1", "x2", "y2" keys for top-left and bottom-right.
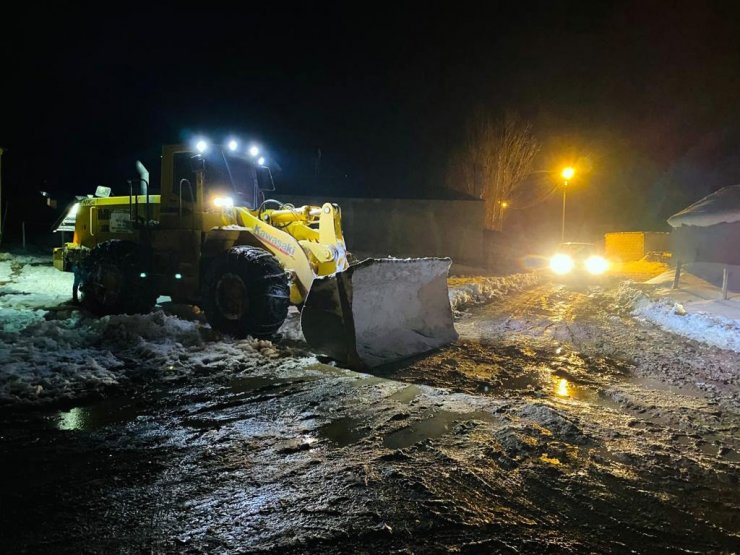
[
  {"x1": 585, "y1": 255, "x2": 609, "y2": 275},
  {"x1": 550, "y1": 254, "x2": 575, "y2": 275}
]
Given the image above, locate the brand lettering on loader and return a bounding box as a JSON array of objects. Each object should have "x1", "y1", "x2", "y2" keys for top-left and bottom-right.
[{"x1": 254, "y1": 225, "x2": 296, "y2": 256}]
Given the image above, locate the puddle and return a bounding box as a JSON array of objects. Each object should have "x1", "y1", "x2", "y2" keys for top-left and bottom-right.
[
  {"x1": 383, "y1": 410, "x2": 496, "y2": 449},
  {"x1": 318, "y1": 416, "x2": 370, "y2": 447},
  {"x1": 54, "y1": 396, "x2": 152, "y2": 432},
  {"x1": 497, "y1": 370, "x2": 606, "y2": 405},
  {"x1": 388, "y1": 385, "x2": 421, "y2": 404},
  {"x1": 549, "y1": 376, "x2": 603, "y2": 403},
  {"x1": 301, "y1": 362, "x2": 354, "y2": 377}
]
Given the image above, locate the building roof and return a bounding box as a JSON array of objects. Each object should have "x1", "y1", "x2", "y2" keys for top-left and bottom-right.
[{"x1": 668, "y1": 184, "x2": 740, "y2": 228}]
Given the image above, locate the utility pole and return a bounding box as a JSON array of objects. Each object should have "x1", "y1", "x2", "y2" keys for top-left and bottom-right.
[{"x1": 561, "y1": 182, "x2": 567, "y2": 242}]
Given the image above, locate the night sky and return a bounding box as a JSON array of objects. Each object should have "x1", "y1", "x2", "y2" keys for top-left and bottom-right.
[{"x1": 3, "y1": 1, "x2": 740, "y2": 241}]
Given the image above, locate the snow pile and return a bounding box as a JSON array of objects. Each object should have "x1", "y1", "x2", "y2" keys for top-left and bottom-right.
[
  {"x1": 633, "y1": 296, "x2": 740, "y2": 352},
  {"x1": 448, "y1": 272, "x2": 542, "y2": 312},
  {"x1": 0, "y1": 307, "x2": 287, "y2": 405},
  {"x1": 612, "y1": 273, "x2": 740, "y2": 353},
  {"x1": 0, "y1": 254, "x2": 296, "y2": 406}
]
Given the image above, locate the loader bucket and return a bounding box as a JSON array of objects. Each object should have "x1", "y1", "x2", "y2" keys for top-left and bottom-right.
[{"x1": 300, "y1": 257, "x2": 458, "y2": 369}]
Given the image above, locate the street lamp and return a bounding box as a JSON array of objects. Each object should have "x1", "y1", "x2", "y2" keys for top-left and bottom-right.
[{"x1": 560, "y1": 166, "x2": 575, "y2": 241}]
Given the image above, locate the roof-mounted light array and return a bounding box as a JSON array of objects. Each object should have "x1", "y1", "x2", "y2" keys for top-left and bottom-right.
[{"x1": 191, "y1": 137, "x2": 267, "y2": 165}]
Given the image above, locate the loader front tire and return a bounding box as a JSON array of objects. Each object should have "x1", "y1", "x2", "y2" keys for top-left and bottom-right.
[
  {"x1": 203, "y1": 246, "x2": 290, "y2": 339},
  {"x1": 79, "y1": 240, "x2": 157, "y2": 315}
]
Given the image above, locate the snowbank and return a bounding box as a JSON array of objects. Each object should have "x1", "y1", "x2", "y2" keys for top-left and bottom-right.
[
  {"x1": 0, "y1": 255, "x2": 300, "y2": 406},
  {"x1": 614, "y1": 271, "x2": 740, "y2": 353},
  {"x1": 448, "y1": 272, "x2": 542, "y2": 312}
]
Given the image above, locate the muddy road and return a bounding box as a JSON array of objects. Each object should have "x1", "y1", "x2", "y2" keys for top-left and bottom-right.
[{"x1": 1, "y1": 281, "x2": 739, "y2": 553}]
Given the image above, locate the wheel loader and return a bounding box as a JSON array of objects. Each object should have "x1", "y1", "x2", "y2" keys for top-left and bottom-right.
[{"x1": 52, "y1": 142, "x2": 457, "y2": 369}]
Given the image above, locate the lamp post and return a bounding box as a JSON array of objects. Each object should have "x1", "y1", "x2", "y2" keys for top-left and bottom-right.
[
  {"x1": 499, "y1": 200, "x2": 509, "y2": 231},
  {"x1": 560, "y1": 166, "x2": 575, "y2": 242}
]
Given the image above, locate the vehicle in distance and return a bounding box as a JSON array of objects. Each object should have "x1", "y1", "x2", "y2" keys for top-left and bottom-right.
[{"x1": 549, "y1": 242, "x2": 609, "y2": 279}]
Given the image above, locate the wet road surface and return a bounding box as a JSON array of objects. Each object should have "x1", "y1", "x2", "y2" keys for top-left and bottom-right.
[{"x1": 1, "y1": 282, "x2": 739, "y2": 553}]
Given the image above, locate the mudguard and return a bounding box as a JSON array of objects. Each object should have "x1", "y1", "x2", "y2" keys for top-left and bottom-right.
[{"x1": 300, "y1": 257, "x2": 458, "y2": 369}]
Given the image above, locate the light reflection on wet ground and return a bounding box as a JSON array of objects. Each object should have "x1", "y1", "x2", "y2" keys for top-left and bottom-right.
[
  {"x1": 53, "y1": 394, "x2": 156, "y2": 432},
  {"x1": 2, "y1": 283, "x2": 739, "y2": 553}
]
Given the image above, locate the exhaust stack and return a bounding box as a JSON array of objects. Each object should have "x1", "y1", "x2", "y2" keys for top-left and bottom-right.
[{"x1": 136, "y1": 161, "x2": 149, "y2": 197}]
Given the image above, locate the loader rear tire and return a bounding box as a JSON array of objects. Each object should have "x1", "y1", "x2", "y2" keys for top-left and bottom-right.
[
  {"x1": 202, "y1": 246, "x2": 290, "y2": 339},
  {"x1": 79, "y1": 240, "x2": 157, "y2": 315}
]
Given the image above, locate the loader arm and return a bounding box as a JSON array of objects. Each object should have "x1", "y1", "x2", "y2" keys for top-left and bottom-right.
[{"x1": 231, "y1": 203, "x2": 349, "y2": 305}]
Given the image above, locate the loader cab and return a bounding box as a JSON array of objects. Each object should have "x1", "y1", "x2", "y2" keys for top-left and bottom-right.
[
  {"x1": 197, "y1": 150, "x2": 265, "y2": 210},
  {"x1": 162, "y1": 144, "x2": 274, "y2": 219}
]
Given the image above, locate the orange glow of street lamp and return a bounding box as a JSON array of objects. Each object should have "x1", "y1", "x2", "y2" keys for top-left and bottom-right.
[{"x1": 560, "y1": 167, "x2": 575, "y2": 241}]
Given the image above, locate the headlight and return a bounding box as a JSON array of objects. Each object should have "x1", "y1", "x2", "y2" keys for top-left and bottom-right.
[
  {"x1": 585, "y1": 255, "x2": 609, "y2": 275},
  {"x1": 213, "y1": 196, "x2": 234, "y2": 208},
  {"x1": 550, "y1": 254, "x2": 574, "y2": 274}
]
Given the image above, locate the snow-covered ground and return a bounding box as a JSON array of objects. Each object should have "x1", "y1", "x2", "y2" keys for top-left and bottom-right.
[
  {"x1": 448, "y1": 272, "x2": 542, "y2": 312},
  {"x1": 624, "y1": 269, "x2": 740, "y2": 352},
  {"x1": 1, "y1": 252, "x2": 738, "y2": 406},
  {"x1": 0, "y1": 254, "x2": 309, "y2": 406}
]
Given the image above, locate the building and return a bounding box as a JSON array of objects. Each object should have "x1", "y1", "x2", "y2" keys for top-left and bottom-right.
[{"x1": 668, "y1": 184, "x2": 740, "y2": 295}]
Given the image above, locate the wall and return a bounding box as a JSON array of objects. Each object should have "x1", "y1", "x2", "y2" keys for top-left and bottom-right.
[
  {"x1": 604, "y1": 231, "x2": 671, "y2": 262},
  {"x1": 275, "y1": 196, "x2": 486, "y2": 265},
  {"x1": 671, "y1": 222, "x2": 740, "y2": 265}
]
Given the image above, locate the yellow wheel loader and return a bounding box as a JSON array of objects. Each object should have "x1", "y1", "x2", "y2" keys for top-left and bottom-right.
[{"x1": 53, "y1": 142, "x2": 457, "y2": 369}]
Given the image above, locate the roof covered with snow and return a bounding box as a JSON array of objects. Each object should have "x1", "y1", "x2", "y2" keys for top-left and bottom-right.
[{"x1": 667, "y1": 184, "x2": 740, "y2": 228}]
